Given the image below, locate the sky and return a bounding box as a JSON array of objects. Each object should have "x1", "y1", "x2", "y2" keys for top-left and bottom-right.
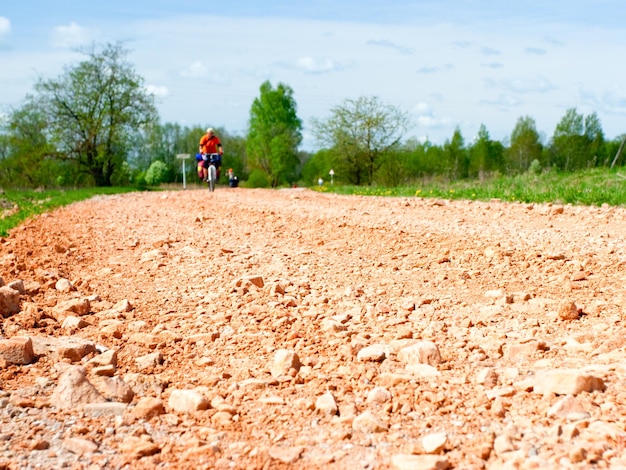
[{"x1": 1, "y1": 1, "x2": 625, "y2": 151}]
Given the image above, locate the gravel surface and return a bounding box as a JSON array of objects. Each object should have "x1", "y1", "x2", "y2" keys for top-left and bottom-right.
[{"x1": 0, "y1": 187, "x2": 625, "y2": 469}]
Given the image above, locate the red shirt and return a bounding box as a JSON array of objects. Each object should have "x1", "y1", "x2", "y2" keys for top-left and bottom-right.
[{"x1": 200, "y1": 135, "x2": 221, "y2": 154}]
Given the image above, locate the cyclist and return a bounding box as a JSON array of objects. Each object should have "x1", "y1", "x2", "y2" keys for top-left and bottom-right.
[{"x1": 199, "y1": 128, "x2": 224, "y2": 181}]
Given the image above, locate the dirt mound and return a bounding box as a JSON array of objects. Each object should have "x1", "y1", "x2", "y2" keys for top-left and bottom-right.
[{"x1": 0, "y1": 188, "x2": 625, "y2": 469}]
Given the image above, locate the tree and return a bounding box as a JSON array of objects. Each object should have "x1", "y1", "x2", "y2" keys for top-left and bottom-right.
[
  {"x1": 246, "y1": 81, "x2": 302, "y2": 187},
  {"x1": 443, "y1": 127, "x2": 468, "y2": 179},
  {"x1": 549, "y1": 108, "x2": 587, "y2": 170},
  {"x1": 468, "y1": 124, "x2": 504, "y2": 177},
  {"x1": 584, "y1": 112, "x2": 606, "y2": 166},
  {"x1": 34, "y1": 42, "x2": 158, "y2": 186},
  {"x1": 312, "y1": 96, "x2": 410, "y2": 185},
  {"x1": 508, "y1": 116, "x2": 543, "y2": 172}
]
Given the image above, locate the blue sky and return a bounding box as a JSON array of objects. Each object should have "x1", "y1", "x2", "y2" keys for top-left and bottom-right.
[{"x1": 1, "y1": 1, "x2": 625, "y2": 150}]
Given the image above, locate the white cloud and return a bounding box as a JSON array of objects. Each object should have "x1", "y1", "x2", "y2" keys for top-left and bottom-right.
[
  {"x1": 411, "y1": 101, "x2": 451, "y2": 129},
  {"x1": 0, "y1": 17, "x2": 10, "y2": 36},
  {"x1": 146, "y1": 84, "x2": 168, "y2": 98},
  {"x1": 179, "y1": 61, "x2": 230, "y2": 84},
  {"x1": 366, "y1": 39, "x2": 414, "y2": 55},
  {"x1": 180, "y1": 61, "x2": 207, "y2": 78},
  {"x1": 579, "y1": 86, "x2": 626, "y2": 116},
  {"x1": 280, "y1": 56, "x2": 345, "y2": 74},
  {"x1": 480, "y1": 93, "x2": 524, "y2": 109},
  {"x1": 51, "y1": 22, "x2": 89, "y2": 48},
  {"x1": 417, "y1": 64, "x2": 453, "y2": 74},
  {"x1": 525, "y1": 47, "x2": 546, "y2": 55},
  {"x1": 484, "y1": 76, "x2": 556, "y2": 94}
]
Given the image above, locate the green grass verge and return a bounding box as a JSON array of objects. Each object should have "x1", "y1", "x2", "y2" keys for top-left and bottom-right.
[
  {"x1": 315, "y1": 168, "x2": 626, "y2": 207},
  {"x1": 0, "y1": 187, "x2": 141, "y2": 238}
]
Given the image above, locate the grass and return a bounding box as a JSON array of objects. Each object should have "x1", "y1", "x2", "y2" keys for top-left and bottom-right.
[
  {"x1": 0, "y1": 187, "x2": 140, "y2": 237},
  {"x1": 316, "y1": 167, "x2": 626, "y2": 207}
]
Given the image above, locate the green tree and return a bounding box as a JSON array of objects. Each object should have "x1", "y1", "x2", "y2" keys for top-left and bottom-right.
[
  {"x1": 549, "y1": 108, "x2": 587, "y2": 170},
  {"x1": 443, "y1": 127, "x2": 468, "y2": 179},
  {"x1": 468, "y1": 124, "x2": 504, "y2": 177},
  {"x1": 34, "y1": 42, "x2": 158, "y2": 186},
  {"x1": 508, "y1": 116, "x2": 543, "y2": 172},
  {"x1": 312, "y1": 96, "x2": 410, "y2": 185},
  {"x1": 584, "y1": 112, "x2": 606, "y2": 166},
  {"x1": 0, "y1": 100, "x2": 79, "y2": 188},
  {"x1": 246, "y1": 81, "x2": 302, "y2": 187}
]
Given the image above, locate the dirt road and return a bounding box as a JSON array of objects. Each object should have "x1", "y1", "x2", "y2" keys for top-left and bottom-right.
[{"x1": 1, "y1": 188, "x2": 625, "y2": 469}]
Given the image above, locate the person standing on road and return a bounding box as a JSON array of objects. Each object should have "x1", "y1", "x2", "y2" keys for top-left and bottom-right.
[{"x1": 199, "y1": 128, "x2": 224, "y2": 181}]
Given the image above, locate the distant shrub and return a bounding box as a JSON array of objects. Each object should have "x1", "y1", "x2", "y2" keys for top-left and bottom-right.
[
  {"x1": 145, "y1": 161, "x2": 169, "y2": 186},
  {"x1": 528, "y1": 159, "x2": 542, "y2": 175},
  {"x1": 246, "y1": 169, "x2": 270, "y2": 188}
]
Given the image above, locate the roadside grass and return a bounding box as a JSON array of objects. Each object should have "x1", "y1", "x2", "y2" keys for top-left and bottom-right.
[
  {"x1": 0, "y1": 187, "x2": 140, "y2": 237},
  {"x1": 317, "y1": 168, "x2": 626, "y2": 207}
]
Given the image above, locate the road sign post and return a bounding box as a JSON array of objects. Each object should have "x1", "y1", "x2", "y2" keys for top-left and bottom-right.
[{"x1": 176, "y1": 154, "x2": 190, "y2": 189}]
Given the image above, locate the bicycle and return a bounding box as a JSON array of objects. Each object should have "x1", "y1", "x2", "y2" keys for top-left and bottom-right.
[{"x1": 203, "y1": 153, "x2": 221, "y2": 192}]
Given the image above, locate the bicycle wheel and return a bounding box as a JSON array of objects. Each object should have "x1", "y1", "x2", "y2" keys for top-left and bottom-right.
[{"x1": 208, "y1": 164, "x2": 216, "y2": 192}]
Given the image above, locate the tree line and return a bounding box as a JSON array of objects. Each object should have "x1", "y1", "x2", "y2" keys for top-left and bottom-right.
[{"x1": 0, "y1": 42, "x2": 624, "y2": 190}]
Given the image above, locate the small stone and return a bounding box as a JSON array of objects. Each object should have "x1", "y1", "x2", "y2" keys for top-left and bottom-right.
[
  {"x1": 268, "y1": 446, "x2": 304, "y2": 464},
  {"x1": 62, "y1": 437, "x2": 98, "y2": 456},
  {"x1": 398, "y1": 341, "x2": 442, "y2": 366},
  {"x1": 558, "y1": 301, "x2": 580, "y2": 321},
  {"x1": 357, "y1": 344, "x2": 387, "y2": 362},
  {"x1": 270, "y1": 349, "x2": 300, "y2": 378},
  {"x1": 167, "y1": 389, "x2": 209, "y2": 413},
  {"x1": 0, "y1": 337, "x2": 34, "y2": 365},
  {"x1": 422, "y1": 432, "x2": 447, "y2": 454},
  {"x1": 391, "y1": 454, "x2": 449, "y2": 470},
  {"x1": 119, "y1": 435, "x2": 160, "y2": 457},
  {"x1": 132, "y1": 397, "x2": 165, "y2": 420},
  {"x1": 366, "y1": 387, "x2": 392, "y2": 404},
  {"x1": 534, "y1": 369, "x2": 606, "y2": 396},
  {"x1": 315, "y1": 392, "x2": 338, "y2": 416},
  {"x1": 55, "y1": 278, "x2": 74, "y2": 292},
  {"x1": 352, "y1": 411, "x2": 387, "y2": 433}
]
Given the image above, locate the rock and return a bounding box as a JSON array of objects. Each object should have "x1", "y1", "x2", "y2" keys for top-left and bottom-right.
[
  {"x1": 534, "y1": 369, "x2": 606, "y2": 395},
  {"x1": 268, "y1": 446, "x2": 304, "y2": 464},
  {"x1": 366, "y1": 386, "x2": 392, "y2": 404},
  {"x1": 52, "y1": 298, "x2": 91, "y2": 322},
  {"x1": 91, "y1": 376, "x2": 135, "y2": 403},
  {"x1": 55, "y1": 278, "x2": 74, "y2": 292},
  {"x1": 118, "y1": 435, "x2": 160, "y2": 458},
  {"x1": 7, "y1": 280, "x2": 24, "y2": 294},
  {"x1": 83, "y1": 402, "x2": 128, "y2": 416},
  {"x1": 0, "y1": 286, "x2": 20, "y2": 317},
  {"x1": 422, "y1": 432, "x2": 448, "y2": 454},
  {"x1": 398, "y1": 341, "x2": 442, "y2": 366},
  {"x1": 352, "y1": 410, "x2": 388, "y2": 433},
  {"x1": 558, "y1": 301, "x2": 580, "y2": 321},
  {"x1": 135, "y1": 351, "x2": 164, "y2": 370},
  {"x1": 475, "y1": 367, "x2": 498, "y2": 387},
  {"x1": 237, "y1": 274, "x2": 264, "y2": 288},
  {"x1": 86, "y1": 349, "x2": 118, "y2": 369},
  {"x1": 60, "y1": 315, "x2": 88, "y2": 333},
  {"x1": 405, "y1": 363, "x2": 441, "y2": 378},
  {"x1": 62, "y1": 437, "x2": 98, "y2": 455},
  {"x1": 494, "y1": 434, "x2": 516, "y2": 455},
  {"x1": 391, "y1": 454, "x2": 449, "y2": 470},
  {"x1": 547, "y1": 396, "x2": 589, "y2": 419},
  {"x1": 315, "y1": 392, "x2": 338, "y2": 416},
  {"x1": 357, "y1": 344, "x2": 387, "y2": 362},
  {"x1": 132, "y1": 397, "x2": 166, "y2": 420},
  {"x1": 0, "y1": 337, "x2": 34, "y2": 364},
  {"x1": 50, "y1": 366, "x2": 106, "y2": 410},
  {"x1": 270, "y1": 349, "x2": 300, "y2": 377},
  {"x1": 168, "y1": 389, "x2": 209, "y2": 413}
]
